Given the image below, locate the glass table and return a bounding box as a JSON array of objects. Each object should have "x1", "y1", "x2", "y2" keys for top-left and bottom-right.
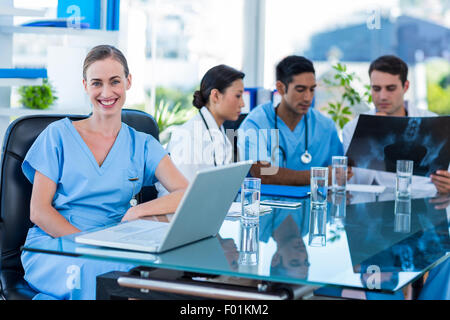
[{"x1": 22, "y1": 190, "x2": 450, "y2": 297}]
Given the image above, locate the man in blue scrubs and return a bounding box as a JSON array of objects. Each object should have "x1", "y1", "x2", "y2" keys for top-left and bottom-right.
[{"x1": 237, "y1": 55, "x2": 346, "y2": 185}]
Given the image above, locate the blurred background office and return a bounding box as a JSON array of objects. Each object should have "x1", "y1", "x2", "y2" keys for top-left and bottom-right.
[{"x1": 0, "y1": 0, "x2": 449, "y2": 145}]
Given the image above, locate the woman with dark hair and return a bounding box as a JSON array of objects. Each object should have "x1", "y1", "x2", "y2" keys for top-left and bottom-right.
[
  {"x1": 163, "y1": 64, "x2": 245, "y2": 185},
  {"x1": 20, "y1": 45, "x2": 188, "y2": 299}
]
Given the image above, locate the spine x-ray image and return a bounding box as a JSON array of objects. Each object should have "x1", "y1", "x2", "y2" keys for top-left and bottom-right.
[{"x1": 346, "y1": 115, "x2": 450, "y2": 176}]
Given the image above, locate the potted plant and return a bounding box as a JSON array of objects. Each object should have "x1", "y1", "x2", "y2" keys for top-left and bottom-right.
[
  {"x1": 322, "y1": 62, "x2": 372, "y2": 130},
  {"x1": 18, "y1": 78, "x2": 58, "y2": 110}
]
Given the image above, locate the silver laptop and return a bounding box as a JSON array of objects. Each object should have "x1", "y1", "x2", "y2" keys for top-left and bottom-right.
[{"x1": 75, "y1": 161, "x2": 252, "y2": 253}]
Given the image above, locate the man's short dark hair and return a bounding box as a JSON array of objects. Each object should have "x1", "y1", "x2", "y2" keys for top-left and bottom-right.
[
  {"x1": 369, "y1": 55, "x2": 408, "y2": 86},
  {"x1": 276, "y1": 55, "x2": 315, "y2": 89}
]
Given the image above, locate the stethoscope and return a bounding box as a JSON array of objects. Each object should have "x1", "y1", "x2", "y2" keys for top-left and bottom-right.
[
  {"x1": 273, "y1": 105, "x2": 312, "y2": 166},
  {"x1": 199, "y1": 109, "x2": 227, "y2": 167}
]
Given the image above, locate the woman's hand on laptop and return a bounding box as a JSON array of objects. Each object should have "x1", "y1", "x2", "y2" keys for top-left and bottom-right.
[{"x1": 121, "y1": 206, "x2": 140, "y2": 222}]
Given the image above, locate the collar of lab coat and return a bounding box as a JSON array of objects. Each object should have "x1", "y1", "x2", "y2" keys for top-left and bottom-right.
[
  {"x1": 199, "y1": 106, "x2": 232, "y2": 162},
  {"x1": 200, "y1": 106, "x2": 224, "y2": 133}
]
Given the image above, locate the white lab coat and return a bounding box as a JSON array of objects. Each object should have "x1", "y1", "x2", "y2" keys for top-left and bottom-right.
[
  {"x1": 342, "y1": 104, "x2": 444, "y2": 197},
  {"x1": 157, "y1": 106, "x2": 233, "y2": 197}
]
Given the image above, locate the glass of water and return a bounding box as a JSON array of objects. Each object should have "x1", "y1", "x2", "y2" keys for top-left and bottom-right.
[
  {"x1": 241, "y1": 177, "x2": 261, "y2": 225},
  {"x1": 310, "y1": 167, "x2": 328, "y2": 207},
  {"x1": 396, "y1": 160, "x2": 413, "y2": 198},
  {"x1": 332, "y1": 156, "x2": 347, "y2": 192}
]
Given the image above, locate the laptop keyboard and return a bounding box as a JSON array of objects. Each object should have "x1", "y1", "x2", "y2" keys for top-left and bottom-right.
[
  {"x1": 111, "y1": 226, "x2": 147, "y2": 234},
  {"x1": 118, "y1": 225, "x2": 168, "y2": 244}
]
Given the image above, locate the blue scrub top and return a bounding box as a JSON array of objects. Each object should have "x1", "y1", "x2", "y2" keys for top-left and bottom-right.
[
  {"x1": 237, "y1": 101, "x2": 343, "y2": 170},
  {"x1": 22, "y1": 117, "x2": 167, "y2": 233}
]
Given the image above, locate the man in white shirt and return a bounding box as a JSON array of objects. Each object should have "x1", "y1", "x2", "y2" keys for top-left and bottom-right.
[
  {"x1": 341, "y1": 56, "x2": 449, "y2": 300},
  {"x1": 343, "y1": 55, "x2": 450, "y2": 196}
]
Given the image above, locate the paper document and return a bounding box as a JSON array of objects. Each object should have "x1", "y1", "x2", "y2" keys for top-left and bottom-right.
[
  {"x1": 227, "y1": 202, "x2": 272, "y2": 217},
  {"x1": 346, "y1": 184, "x2": 386, "y2": 193}
]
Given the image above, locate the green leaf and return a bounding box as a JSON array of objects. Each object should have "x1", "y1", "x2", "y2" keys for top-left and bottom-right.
[
  {"x1": 348, "y1": 97, "x2": 354, "y2": 105},
  {"x1": 342, "y1": 107, "x2": 352, "y2": 115}
]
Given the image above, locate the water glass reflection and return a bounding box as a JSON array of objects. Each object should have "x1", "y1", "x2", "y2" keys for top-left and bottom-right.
[
  {"x1": 394, "y1": 196, "x2": 411, "y2": 233},
  {"x1": 308, "y1": 202, "x2": 327, "y2": 247},
  {"x1": 238, "y1": 222, "x2": 259, "y2": 266},
  {"x1": 330, "y1": 191, "x2": 346, "y2": 226},
  {"x1": 396, "y1": 160, "x2": 413, "y2": 198}
]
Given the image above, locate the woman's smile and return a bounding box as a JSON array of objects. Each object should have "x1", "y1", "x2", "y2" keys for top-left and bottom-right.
[{"x1": 97, "y1": 98, "x2": 119, "y2": 108}]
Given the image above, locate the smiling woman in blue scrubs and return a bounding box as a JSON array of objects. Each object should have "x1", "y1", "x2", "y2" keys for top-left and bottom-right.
[
  {"x1": 238, "y1": 55, "x2": 350, "y2": 185},
  {"x1": 20, "y1": 45, "x2": 188, "y2": 300}
]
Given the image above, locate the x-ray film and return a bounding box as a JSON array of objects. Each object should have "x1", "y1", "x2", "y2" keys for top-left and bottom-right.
[{"x1": 345, "y1": 115, "x2": 450, "y2": 176}]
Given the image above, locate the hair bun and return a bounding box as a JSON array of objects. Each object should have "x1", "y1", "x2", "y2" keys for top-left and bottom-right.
[{"x1": 192, "y1": 90, "x2": 205, "y2": 109}]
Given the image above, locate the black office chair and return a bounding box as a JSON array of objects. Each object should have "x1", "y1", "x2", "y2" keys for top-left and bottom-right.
[{"x1": 0, "y1": 109, "x2": 160, "y2": 300}]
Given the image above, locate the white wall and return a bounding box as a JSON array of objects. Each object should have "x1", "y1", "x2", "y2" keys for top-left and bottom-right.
[{"x1": 46, "y1": 45, "x2": 90, "y2": 111}]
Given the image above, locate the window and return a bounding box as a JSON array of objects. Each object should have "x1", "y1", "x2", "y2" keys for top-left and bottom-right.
[
  {"x1": 124, "y1": 0, "x2": 244, "y2": 109},
  {"x1": 263, "y1": 0, "x2": 450, "y2": 116}
]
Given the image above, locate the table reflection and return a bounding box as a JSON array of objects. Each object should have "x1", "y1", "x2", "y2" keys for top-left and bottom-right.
[
  {"x1": 346, "y1": 197, "x2": 449, "y2": 291},
  {"x1": 226, "y1": 192, "x2": 448, "y2": 289},
  {"x1": 238, "y1": 222, "x2": 259, "y2": 268},
  {"x1": 394, "y1": 196, "x2": 412, "y2": 233},
  {"x1": 269, "y1": 215, "x2": 310, "y2": 279},
  {"x1": 309, "y1": 204, "x2": 327, "y2": 247},
  {"x1": 330, "y1": 191, "x2": 347, "y2": 228},
  {"x1": 218, "y1": 235, "x2": 239, "y2": 271}
]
